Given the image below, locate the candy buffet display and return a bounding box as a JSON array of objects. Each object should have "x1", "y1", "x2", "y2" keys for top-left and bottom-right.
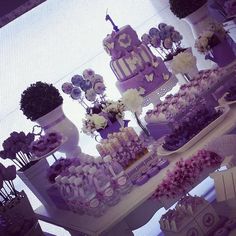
[
  {"x1": 0, "y1": 163, "x2": 43, "y2": 236},
  {"x1": 1, "y1": 7, "x2": 236, "y2": 235},
  {"x1": 103, "y1": 15, "x2": 175, "y2": 99}
]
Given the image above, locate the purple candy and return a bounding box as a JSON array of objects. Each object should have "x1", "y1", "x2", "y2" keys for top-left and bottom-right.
[
  {"x1": 157, "y1": 159, "x2": 169, "y2": 169},
  {"x1": 146, "y1": 166, "x2": 159, "y2": 177},
  {"x1": 135, "y1": 174, "x2": 149, "y2": 186}
]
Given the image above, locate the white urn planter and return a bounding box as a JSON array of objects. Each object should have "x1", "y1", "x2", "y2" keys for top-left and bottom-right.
[
  {"x1": 183, "y1": 3, "x2": 215, "y2": 38},
  {"x1": 17, "y1": 158, "x2": 54, "y2": 208},
  {"x1": 36, "y1": 105, "x2": 81, "y2": 157}
]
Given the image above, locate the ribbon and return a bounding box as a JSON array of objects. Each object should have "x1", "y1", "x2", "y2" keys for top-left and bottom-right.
[
  {"x1": 192, "y1": 14, "x2": 209, "y2": 25},
  {"x1": 42, "y1": 114, "x2": 66, "y2": 130}
]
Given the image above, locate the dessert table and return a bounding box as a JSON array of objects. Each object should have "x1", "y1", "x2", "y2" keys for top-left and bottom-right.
[{"x1": 35, "y1": 103, "x2": 236, "y2": 236}]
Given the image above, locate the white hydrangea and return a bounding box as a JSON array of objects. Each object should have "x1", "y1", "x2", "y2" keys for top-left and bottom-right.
[
  {"x1": 91, "y1": 114, "x2": 107, "y2": 130},
  {"x1": 122, "y1": 88, "x2": 143, "y2": 115},
  {"x1": 82, "y1": 114, "x2": 107, "y2": 135},
  {"x1": 170, "y1": 51, "x2": 197, "y2": 74}
]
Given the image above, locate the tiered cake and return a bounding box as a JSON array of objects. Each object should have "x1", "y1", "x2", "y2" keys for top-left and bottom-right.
[{"x1": 103, "y1": 25, "x2": 172, "y2": 97}]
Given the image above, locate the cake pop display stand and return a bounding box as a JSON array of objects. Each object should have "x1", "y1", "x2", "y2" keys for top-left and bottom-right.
[{"x1": 34, "y1": 104, "x2": 236, "y2": 236}]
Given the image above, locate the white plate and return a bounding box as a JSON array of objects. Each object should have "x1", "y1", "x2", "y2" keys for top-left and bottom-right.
[
  {"x1": 218, "y1": 93, "x2": 236, "y2": 106},
  {"x1": 30, "y1": 137, "x2": 67, "y2": 161},
  {"x1": 157, "y1": 106, "x2": 230, "y2": 156}
]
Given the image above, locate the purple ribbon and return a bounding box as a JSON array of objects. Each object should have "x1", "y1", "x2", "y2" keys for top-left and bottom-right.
[
  {"x1": 192, "y1": 14, "x2": 208, "y2": 25},
  {"x1": 42, "y1": 114, "x2": 66, "y2": 130}
]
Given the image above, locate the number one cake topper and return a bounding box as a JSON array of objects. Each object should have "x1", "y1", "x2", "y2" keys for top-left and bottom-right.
[{"x1": 105, "y1": 10, "x2": 119, "y2": 32}]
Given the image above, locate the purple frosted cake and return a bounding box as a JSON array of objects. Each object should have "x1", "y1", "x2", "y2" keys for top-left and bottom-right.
[{"x1": 103, "y1": 25, "x2": 172, "y2": 96}]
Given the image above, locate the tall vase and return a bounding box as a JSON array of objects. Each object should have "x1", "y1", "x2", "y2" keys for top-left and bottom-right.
[
  {"x1": 36, "y1": 105, "x2": 80, "y2": 157},
  {"x1": 17, "y1": 158, "x2": 55, "y2": 208},
  {"x1": 183, "y1": 3, "x2": 215, "y2": 38},
  {"x1": 205, "y1": 38, "x2": 236, "y2": 67}
]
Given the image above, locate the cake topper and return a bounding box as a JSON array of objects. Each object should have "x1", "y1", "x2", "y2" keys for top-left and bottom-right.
[{"x1": 105, "y1": 10, "x2": 119, "y2": 32}]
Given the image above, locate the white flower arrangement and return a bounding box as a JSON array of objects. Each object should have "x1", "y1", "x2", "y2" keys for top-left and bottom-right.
[
  {"x1": 121, "y1": 89, "x2": 143, "y2": 115},
  {"x1": 170, "y1": 51, "x2": 197, "y2": 74},
  {"x1": 195, "y1": 31, "x2": 214, "y2": 53},
  {"x1": 195, "y1": 23, "x2": 227, "y2": 54},
  {"x1": 82, "y1": 114, "x2": 108, "y2": 135},
  {"x1": 102, "y1": 100, "x2": 125, "y2": 120}
]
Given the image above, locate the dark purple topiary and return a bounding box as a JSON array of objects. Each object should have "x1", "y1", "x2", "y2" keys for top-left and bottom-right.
[
  {"x1": 20, "y1": 81, "x2": 63, "y2": 121},
  {"x1": 169, "y1": 0, "x2": 207, "y2": 19}
]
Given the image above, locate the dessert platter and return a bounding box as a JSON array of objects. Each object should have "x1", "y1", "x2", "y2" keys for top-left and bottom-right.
[
  {"x1": 157, "y1": 105, "x2": 230, "y2": 156},
  {"x1": 30, "y1": 132, "x2": 68, "y2": 161}
]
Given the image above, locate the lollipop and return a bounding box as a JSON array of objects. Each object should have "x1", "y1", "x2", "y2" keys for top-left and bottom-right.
[
  {"x1": 71, "y1": 74, "x2": 84, "y2": 87},
  {"x1": 62, "y1": 82, "x2": 74, "y2": 94},
  {"x1": 158, "y1": 23, "x2": 167, "y2": 31},
  {"x1": 94, "y1": 81, "x2": 106, "y2": 94},
  {"x1": 149, "y1": 27, "x2": 160, "y2": 37},
  {"x1": 80, "y1": 80, "x2": 92, "y2": 91},
  {"x1": 85, "y1": 88, "x2": 97, "y2": 101},
  {"x1": 71, "y1": 87, "x2": 82, "y2": 100},
  {"x1": 83, "y1": 69, "x2": 95, "y2": 80},
  {"x1": 141, "y1": 33, "x2": 151, "y2": 45}
]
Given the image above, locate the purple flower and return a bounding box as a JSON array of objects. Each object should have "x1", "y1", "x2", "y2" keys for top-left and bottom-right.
[
  {"x1": 2, "y1": 165, "x2": 16, "y2": 181},
  {"x1": 0, "y1": 150, "x2": 8, "y2": 159}
]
